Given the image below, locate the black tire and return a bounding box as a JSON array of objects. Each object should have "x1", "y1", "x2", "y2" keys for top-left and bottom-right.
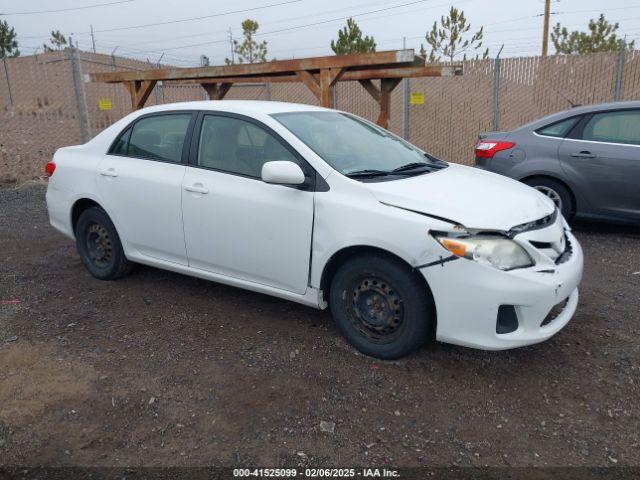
[
  {"x1": 524, "y1": 177, "x2": 574, "y2": 220},
  {"x1": 75, "y1": 206, "x2": 132, "y2": 280},
  {"x1": 329, "y1": 254, "x2": 435, "y2": 360}
]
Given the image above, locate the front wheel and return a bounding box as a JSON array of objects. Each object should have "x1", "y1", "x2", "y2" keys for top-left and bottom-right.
[
  {"x1": 329, "y1": 254, "x2": 435, "y2": 359},
  {"x1": 75, "y1": 206, "x2": 132, "y2": 280}
]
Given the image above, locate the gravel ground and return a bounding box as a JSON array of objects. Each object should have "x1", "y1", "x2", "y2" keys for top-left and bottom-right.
[{"x1": 1, "y1": 184, "x2": 639, "y2": 469}]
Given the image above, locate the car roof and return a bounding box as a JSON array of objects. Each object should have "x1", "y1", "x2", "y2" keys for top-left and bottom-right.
[
  {"x1": 518, "y1": 100, "x2": 640, "y2": 131},
  {"x1": 134, "y1": 100, "x2": 331, "y2": 116}
]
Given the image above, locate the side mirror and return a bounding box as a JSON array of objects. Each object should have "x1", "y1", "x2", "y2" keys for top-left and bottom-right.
[{"x1": 261, "y1": 161, "x2": 306, "y2": 186}]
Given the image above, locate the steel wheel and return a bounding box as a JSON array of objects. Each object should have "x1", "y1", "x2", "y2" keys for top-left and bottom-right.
[
  {"x1": 85, "y1": 222, "x2": 113, "y2": 269},
  {"x1": 534, "y1": 185, "x2": 563, "y2": 212},
  {"x1": 330, "y1": 254, "x2": 434, "y2": 359},
  {"x1": 347, "y1": 275, "x2": 404, "y2": 344}
]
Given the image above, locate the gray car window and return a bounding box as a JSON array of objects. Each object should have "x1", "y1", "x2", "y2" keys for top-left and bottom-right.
[
  {"x1": 581, "y1": 110, "x2": 640, "y2": 146},
  {"x1": 536, "y1": 117, "x2": 579, "y2": 138}
]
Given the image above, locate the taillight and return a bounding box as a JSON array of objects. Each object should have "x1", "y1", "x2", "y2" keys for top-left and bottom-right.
[
  {"x1": 475, "y1": 140, "x2": 516, "y2": 159},
  {"x1": 45, "y1": 161, "x2": 56, "y2": 177}
]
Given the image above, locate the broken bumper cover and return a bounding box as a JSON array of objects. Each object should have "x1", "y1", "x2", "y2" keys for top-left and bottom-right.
[{"x1": 420, "y1": 231, "x2": 583, "y2": 350}]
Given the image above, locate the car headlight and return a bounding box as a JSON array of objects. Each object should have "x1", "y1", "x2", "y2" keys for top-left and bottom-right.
[{"x1": 433, "y1": 234, "x2": 534, "y2": 271}]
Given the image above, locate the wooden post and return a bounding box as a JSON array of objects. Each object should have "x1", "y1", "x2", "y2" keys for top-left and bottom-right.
[
  {"x1": 377, "y1": 78, "x2": 402, "y2": 129},
  {"x1": 318, "y1": 68, "x2": 344, "y2": 108},
  {"x1": 202, "y1": 82, "x2": 232, "y2": 100},
  {"x1": 541, "y1": 0, "x2": 551, "y2": 57}
]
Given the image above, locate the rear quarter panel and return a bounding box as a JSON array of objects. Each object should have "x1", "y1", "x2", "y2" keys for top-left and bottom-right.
[
  {"x1": 46, "y1": 145, "x2": 105, "y2": 238},
  {"x1": 490, "y1": 130, "x2": 564, "y2": 179}
]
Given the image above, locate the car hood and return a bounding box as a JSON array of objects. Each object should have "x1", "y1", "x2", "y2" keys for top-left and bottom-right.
[{"x1": 365, "y1": 163, "x2": 555, "y2": 231}]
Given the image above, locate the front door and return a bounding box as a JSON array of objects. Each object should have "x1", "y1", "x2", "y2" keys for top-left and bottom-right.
[
  {"x1": 559, "y1": 109, "x2": 640, "y2": 221},
  {"x1": 181, "y1": 113, "x2": 314, "y2": 294},
  {"x1": 96, "y1": 112, "x2": 194, "y2": 264}
]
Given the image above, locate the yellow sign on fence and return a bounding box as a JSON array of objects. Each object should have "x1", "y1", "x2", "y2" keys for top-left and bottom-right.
[
  {"x1": 409, "y1": 92, "x2": 425, "y2": 105},
  {"x1": 98, "y1": 98, "x2": 113, "y2": 111}
]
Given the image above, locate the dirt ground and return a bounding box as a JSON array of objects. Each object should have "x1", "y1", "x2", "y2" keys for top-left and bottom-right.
[{"x1": 1, "y1": 184, "x2": 639, "y2": 469}]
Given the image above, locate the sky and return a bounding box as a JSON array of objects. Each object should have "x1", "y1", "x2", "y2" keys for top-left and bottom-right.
[{"x1": 1, "y1": 0, "x2": 639, "y2": 66}]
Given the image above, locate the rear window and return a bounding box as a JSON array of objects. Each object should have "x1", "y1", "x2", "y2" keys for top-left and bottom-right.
[{"x1": 536, "y1": 116, "x2": 580, "y2": 138}]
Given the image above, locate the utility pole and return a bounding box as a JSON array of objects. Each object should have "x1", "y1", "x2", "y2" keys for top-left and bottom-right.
[
  {"x1": 402, "y1": 36, "x2": 409, "y2": 140},
  {"x1": 228, "y1": 28, "x2": 235, "y2": 64},
  {"x1": 90, "y1": 25, "x2": 96, "y2": 53},
  {"x1": 541, "y1": 0, "x2": 551, "y2": 57}
]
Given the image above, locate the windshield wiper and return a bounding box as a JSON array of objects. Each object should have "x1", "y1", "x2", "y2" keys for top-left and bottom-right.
[
  {"x1": 392, "y1": 161, "x2": 447, "y2": 173},
  {"x1": 392, "y1": 162, "x2": 432, "y2": 172},
  {"x1": 345, "y1": 169, "x2": 392, "y2": 178},
  {"x1": 346, "y1": 163, "x2": 444, "y2": 178}
]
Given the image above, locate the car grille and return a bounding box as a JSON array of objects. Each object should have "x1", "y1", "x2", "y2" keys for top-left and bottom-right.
[{"x1": 528, "y1": 234, "x2": 571, "y2": 263}]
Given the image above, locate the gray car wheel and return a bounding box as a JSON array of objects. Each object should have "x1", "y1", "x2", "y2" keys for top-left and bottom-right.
[{"x1": 524, "y1": 178, "x2": 573, "y2": 219}]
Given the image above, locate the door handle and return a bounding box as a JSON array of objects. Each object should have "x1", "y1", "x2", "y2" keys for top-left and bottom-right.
[
  {"x1": 570, "y1": 151, "x2": 596, "y2": 158},
  {"x1": 99, "y1": 168, "x2": 118, "y2": 177},
  {"x1": 184, "y1": 184, "x2": 209, "y2": 194}
]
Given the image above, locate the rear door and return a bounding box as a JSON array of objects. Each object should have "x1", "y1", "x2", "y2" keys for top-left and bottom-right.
[
  {"x1": 558, "y1": 109, "x2": 640, "y2": 221},
  {"x1": 181, "y1": 112, "x2": 314, "y2": 294},
  {"x1": 96, "y1": 112, "x2": 195, "y2": 264}
]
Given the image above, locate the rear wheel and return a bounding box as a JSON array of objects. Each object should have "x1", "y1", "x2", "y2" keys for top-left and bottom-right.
[
  {"x1": 329, "y1": 254, "x2": 434, "y2": 359},
  {"x1": 75, "y1": 207, "x2": 132, "y2": 280},
  {"x1": 524, "y1": 177, "x2": 574, "y2": 220}
]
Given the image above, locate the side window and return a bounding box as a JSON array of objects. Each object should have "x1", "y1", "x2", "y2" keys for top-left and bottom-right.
[
  {"x1": 127, "y1": 114, "x2": 192, "y2": 162},
  {"x1": 110, "y1": 127, "x2": 131, "y2": 155},
  {"x1": 580, "y1": 110, "x2": 640, "y2": 146},
  {"x1": 197, "y1": 115, "x2": 298, "y2": 178},
  {"x1": 536, "y1": 116, "x2": 580, "y2": 138}
]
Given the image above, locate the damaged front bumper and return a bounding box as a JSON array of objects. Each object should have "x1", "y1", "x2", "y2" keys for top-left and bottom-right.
[{"x1": 420, "y1": 222, "x2": 583, "y2": 350}]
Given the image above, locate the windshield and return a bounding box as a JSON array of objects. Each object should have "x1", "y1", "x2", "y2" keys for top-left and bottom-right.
[{"x1": 272, "y1": 111, "x2": 446, "y2": 178}]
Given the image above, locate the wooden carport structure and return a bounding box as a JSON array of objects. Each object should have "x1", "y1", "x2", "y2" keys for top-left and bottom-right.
[{"x1": 89, "y1": 49, "x2": 461, "y2": 128}]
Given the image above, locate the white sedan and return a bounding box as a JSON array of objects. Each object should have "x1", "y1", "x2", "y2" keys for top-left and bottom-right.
[{"x1": 45, "y1": 101, "x2": 583, "y2": 359}]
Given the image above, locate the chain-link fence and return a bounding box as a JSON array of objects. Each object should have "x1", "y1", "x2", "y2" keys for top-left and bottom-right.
[{"x1": 1, "y1": 48, "x2": 639, "y2": 183}]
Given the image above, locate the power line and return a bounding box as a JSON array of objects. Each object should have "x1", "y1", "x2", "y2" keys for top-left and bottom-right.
[
  {"x1": 179, "y1": 2, "x2": 639, "y2": 56},
  {"x1": 158, "y1": 0, "x2": 436, "y2": 52},
  {"x1": 92, "y1": 0, "x2": 302, "y2": 34},
  {"x1": 122, "y1": 0, "x2": 397, "y2": 47},
  {"x1": 15, "y1": 0, "x2": 304, "y2": 39},
  {"x1": 0, "y1": 0, "x2": 135, "y2": 16}
]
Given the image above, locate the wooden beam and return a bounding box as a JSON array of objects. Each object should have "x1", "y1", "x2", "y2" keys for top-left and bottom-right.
[
  {"x1": 295, "y1": 70, "x2": 320, "y2": 100},
  {"x1": 124, "y1": 79, "x2": 157, "y2": 109},
  {"x1": 182, "y1": 65, "x2": 462, "y2": 86},
  {"x1": 90, "y1": 50, "x2": 417, "y2": 83},
  {"x1": 202, "y1": 82, "x2": 233, "y2": 100},
  {"x1": 376, "y1": 78, "x2": 402, "y2": 129},
  {"x1": 358, "y1": 79, "x2": 381, "y2": 103},
  {"x1": 326, "y1": 67, "x2": 344, "y2": 86},
  {"x1": 340, "y1": 65, "x2": 462, "y2": 80}
]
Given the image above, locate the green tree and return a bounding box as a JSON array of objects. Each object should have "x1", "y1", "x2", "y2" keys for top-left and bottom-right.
[
  {"x1": 330, "y1": 18, "x2": 376, "y2": 55},
  {"x1": 225, "y1": 19, "x2": 267, "y2": 64},
  {"x1": 551, "y1": 14, "x2": 634, "y2": 54},
  {"x1": 0, "y1": 20, "x2": 20, "y2": 58},
  {"x1": 43, "y1": 30, "x2": 68, "y2": 52},
  {"x1": 422, "y1": 6, "x2": 487, "y2": 62}
]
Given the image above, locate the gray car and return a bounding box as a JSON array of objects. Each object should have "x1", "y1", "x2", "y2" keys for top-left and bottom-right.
[{"x1": 474, "y1": 101, "x2": 640, "y2": 225}]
